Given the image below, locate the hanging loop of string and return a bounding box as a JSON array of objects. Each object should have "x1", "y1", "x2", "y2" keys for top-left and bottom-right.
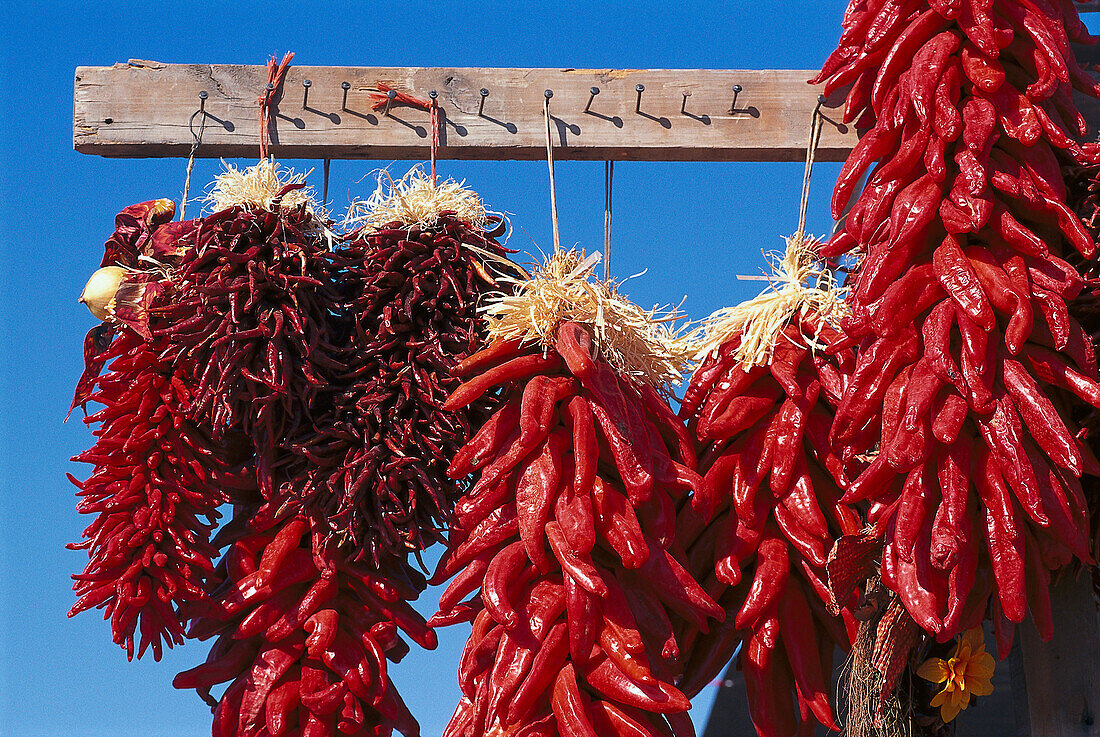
[
  {"x1": 604, "y1": 160, "x2": 614, "y2": 282},
  {"x1": 543, "y1": 91, "x2": 561, "y2": 254},
  {"x1": 180, "y1": 93, "x2": 209, "y2": 220},
  {"x1": 258, "y1": 52, "x2": 294, "y2": 161},
  {"x1": 796, "y1": 95, "x2": 825, "y2": 240}
]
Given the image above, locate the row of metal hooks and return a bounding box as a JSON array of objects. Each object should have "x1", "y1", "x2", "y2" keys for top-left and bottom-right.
[{"x1": 192, "y1": 80, "x2": 753, "y2": 121}]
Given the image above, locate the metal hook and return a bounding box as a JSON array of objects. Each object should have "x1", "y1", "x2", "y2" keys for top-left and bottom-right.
[
  {"x1": 429, "y1": 90, "x2": 438, "y2": 102},
  {"x1": 301, "y1": 79, "x2": 311, "y2": 108},
  {"x1": 729, "y1": 84, "x2": 743, "y2": 114},
  {"x1": 198, "y1": 90, "x2": 208, "y2": 116},
  {"x1": 680, "y1": 90, "x2": 691, "y2": 116},
  {"x1": 341, "y1": 81, "x2": 351, "y2": 110},
  {"x1": 585, "y1": 86, "x2": 599, "y2": 113},
  {"x1": 635, "y1": 84, "x2": 645, "y2": 113},
  {"x1": 384, "y1": 89, "x2": 397, "y2": 116},
  {"x1": 478, "y1": 88, "x2": 489, "y2": 116},
  {"x1": 545, "y1": 89, "x2": 554, "y2": 100}
]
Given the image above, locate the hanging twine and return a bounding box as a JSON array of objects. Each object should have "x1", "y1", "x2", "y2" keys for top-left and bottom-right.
[
  {"x1": 430, "y1": 98, "x2": 440, "y2": 185},
  {"x1": 544, "y1": 93, "x2": 561, "y2": 254},
  {"x1": 258, "y1": 52, "x2": 294, "y2": 161},
  {"x1": 691, "y1": 97, "x2": 842, "y2": 366},
  {"x1": 365, "y1": 83, "x2": 438, "y2": 182},
  {"x1": 180, "y1": 95, "x2": 208, "y2": 220},
  {"x1": 796, "y1": 96, "x2": 825, "y2": 240},
  {"x1": 604, "y1": 160, "x2": 614, "y2": 282},
  {"x1": 322, "y1": 159, "x2": 331, "y2": 208}
]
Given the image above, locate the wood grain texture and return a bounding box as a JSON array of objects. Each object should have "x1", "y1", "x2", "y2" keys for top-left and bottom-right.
[
  {"x1": 1018, "y1": 573, "x2": 1100, "y2": 737},
  {"x1": 74, "y1": 62, "x2": 857, "y2": 162}
]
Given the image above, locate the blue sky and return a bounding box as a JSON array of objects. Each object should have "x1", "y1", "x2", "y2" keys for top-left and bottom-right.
[{"x1": 0, "y1": 1, "x2": 858, "y2": 735}]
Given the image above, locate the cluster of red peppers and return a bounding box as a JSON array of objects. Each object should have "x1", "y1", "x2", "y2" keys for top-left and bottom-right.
[
  {"x1": 675, "y1": 311, "x2": 861, "y2": 737},
  {"x1": 174, "y1": 516, "x2": 431, "y2": 737},
  {"x1": 297, "y1": 215, "x2": 508, "y2": 563},
  {"x1": 69, "y1": 171, "x2": 510, "y2": 737},
  {"x1": 69, "y1": 200, "x2": 250, "y2": 662},
  {"x1": 813, "y1": 0, "x2": 1100, "y2": 699},
  {"x1": 431, "y1": 323, "x2": 721, "y2": 737}
]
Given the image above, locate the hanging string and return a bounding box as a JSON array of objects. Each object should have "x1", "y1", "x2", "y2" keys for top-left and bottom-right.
[
  {"x1": 180, "y1": 95, "x2": 208, "y2": 220},
  {"x1": 430, "y1": 99, "x2": 440, "y2": 185},
  {"x1": 796, "y1": 96, "x2": 825, "y2": 240},
  {"x1": 258, "y1": 52, "x2": 294, "y2": 161},
  {"x1": 543, "y1": 92, "x2": 561, "y2": 254},
  {"x1": 604, "y1": 160, "x2": 614, "y2": 282},
  {"x1": 322, "y1": 159, "x2": 331, "y2": 208}
]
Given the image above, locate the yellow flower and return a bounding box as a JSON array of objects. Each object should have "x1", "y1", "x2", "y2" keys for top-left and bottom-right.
[{"x1": 916, "y1": 627, "x2": 995, "y2": 723}]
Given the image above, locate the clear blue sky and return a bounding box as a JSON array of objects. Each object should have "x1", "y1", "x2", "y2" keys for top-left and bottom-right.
[{"x1": 0, "y1": 1, "x2": 857, "y2": 735}]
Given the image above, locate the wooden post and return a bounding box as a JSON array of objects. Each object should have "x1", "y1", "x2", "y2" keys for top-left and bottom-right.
[{"x1": 1018, "y1": 573, "x2": 1100, "y2": 737}]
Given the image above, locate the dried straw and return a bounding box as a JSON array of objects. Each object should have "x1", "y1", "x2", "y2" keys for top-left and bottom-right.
[
  {"x1": 205, "y1": 158, "x2": 320, "y2": 215},
  {"x1": 691, "y1": 233, "x2": 847, "y2": 367},
  {"x1": 482, "y1": 249, "x2": 693, "y2": 392},
  {"x1": 344, "y1": 166, "x2": 489, "y2": 231}
]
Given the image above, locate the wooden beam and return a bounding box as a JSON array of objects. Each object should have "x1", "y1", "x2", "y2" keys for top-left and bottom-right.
[
  {"x1": 74, "y1": 62, "x2": 857, "y2": 162},
  {"x1": 1018, "y1": 573, "x2": 1100, "y2": 737},
  {"x1": 1076, "y1": 1, "x2": 1100, "y2": 12}
]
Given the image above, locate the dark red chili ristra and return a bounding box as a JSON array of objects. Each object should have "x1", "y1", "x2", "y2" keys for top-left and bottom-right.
[{"x1": 291, "y1": 213, "x2": 512, "y2": 563}]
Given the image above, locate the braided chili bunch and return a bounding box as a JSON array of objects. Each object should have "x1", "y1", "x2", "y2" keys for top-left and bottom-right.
[
  {"x1": 814, "y1": 0, "x2": 1100, "y2": 651},
  {"x1": 676, "y1": 316, "x2": 861, "y2": 737},
  {"x1": 69, "y1": 330, "x2": 236, "y2": 661},
  {"x1": 294, "y1": 214, "x2": 508, "y2": 563},
  {"x1": 176, "y1": 515, "x2": 433, "y2": 737},
  {"x1": 68, "y1": 202, "x2": 251, "y2": 661},
  {"x1": 431, "y1": 324, "x2": 722, "y2": 737},
  {"x1": 158, "y1": 187, "x2": 343, "y2": 503}
]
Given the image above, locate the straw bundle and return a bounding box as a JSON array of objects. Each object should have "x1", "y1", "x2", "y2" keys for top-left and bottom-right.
[
  {"x1": 205, "y1": 158, "x2": 319, "y2": 214},
  {"x1": 692, "y1": 234, "x2": 847, "y2": 367},
  {"x1": 482, "y1": 248, "x2": 693, "y2": 391}
]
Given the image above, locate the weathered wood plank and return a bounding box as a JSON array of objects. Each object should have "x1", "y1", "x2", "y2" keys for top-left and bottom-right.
[
  {"x1": 1018, "y1": 573, "x2": 1100, "y2": 737},
  {"x1": 74, "y1": 62, "x2": 857, "y2": 162},
  {"x1": 1076, "y1": 1, "x2": 1100, "y2": 12}
]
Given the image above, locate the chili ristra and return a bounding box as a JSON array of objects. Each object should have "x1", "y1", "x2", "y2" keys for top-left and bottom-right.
[
  {"x1": 176, "y1": 513, "x2": 431, "y2": 737},
  {"x1": 814, "y1": 0, "x2": 1099, "y2": 665},
  {"x1": 68, "y1": 201, "x2": 252, "y2": 661},
  {"x1": 433, "y1": 322, "x2": 720, "y2": 737},
  {"x1": 292, "y1": 211, "x2": 510, "y2": 563},
  {"x1": 677, "y1": 314, "x2": 861, "y2": 737},
  {"x1": 156, "y1": 184, "x2": 344, "y2": 508}
]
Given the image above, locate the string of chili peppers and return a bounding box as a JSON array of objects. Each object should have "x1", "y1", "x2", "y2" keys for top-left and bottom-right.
[
  {"x1": 296, "y1": 201, "x2": 512, "y2": 564},
  {"x1": 430, "y1": 251, "x2": 718, "y2": 737},
  {"x1": 813, "y1": 0, "x2": 1100, "y2": 708},
  {"x1": 69, "y1": 201, "x2": 253, "y2": 662},
  {"x1": 674, "y1": 241, "x2": 862, "y2": 737}
]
